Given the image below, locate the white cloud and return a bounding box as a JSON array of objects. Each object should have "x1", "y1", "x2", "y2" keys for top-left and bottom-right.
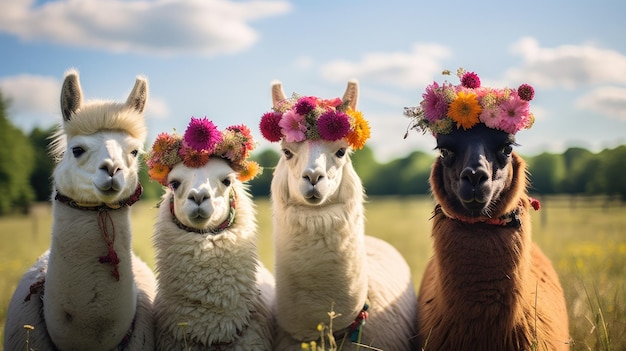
[
  {"x1": 145, "y1": 97, "x2": 170, "y2": 119},
  {"x1": 576, "y1": 86, "x2": 626, "y2": 120},
  {"x1": 0, "y1": 74, "x2": 59, "y2": 116},
  {"x1": 506, "y1": 37, "x2": 626, "y2": 89},
  {"x1": 320, "y1": 43, "x2": 452, "y2": 89},
  {"x1": 0, "y1": 0, "x2": 291, "y2": 57}
]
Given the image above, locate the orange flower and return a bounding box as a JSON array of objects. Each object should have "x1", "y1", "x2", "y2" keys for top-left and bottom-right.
[
  {"x1": 181, "y1": 148, "x2": 210, "y2": 168},
  {"x1": 237, "y1": 160, "x2": 261, "y2": 182},
  {"x1": 148, "y1": 163, "x2": 170, "y2": 185},
  {"x1": 447, "y1": 91, "x2": 482, "y2": 130},
  {"x1": 346, "y1": 108, "x2": 371, "y2": 150}
]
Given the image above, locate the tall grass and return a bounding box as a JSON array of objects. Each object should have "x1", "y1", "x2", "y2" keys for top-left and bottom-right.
[{"x1": 0, "y1": 195, "x2": 624, "y2": 350}]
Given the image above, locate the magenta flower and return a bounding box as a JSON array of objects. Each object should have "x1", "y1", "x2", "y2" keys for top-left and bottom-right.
[
  {"x1": 421, "y1": 82, "x2": 449, "y2": 122},
  {"x1": 259, "y1": 111, "x2": 284, "y2": 142},
  {"x1": 294, "y1": 96, "x2": 317, "y2": 116},
  {"x1": 182, "y1": 117, "x2": 222, "y2": 152},
  {"x1": 461, "y1": 72, "x2": 481, "y2": 89},
  {"x1": 278, "y1": 110, "x2": 307, "y2": 142},
  {"x1": 517, "y1": 84, "x2": 535, "y2": 101},
  {"x1": 497, "y1": 96, "x2": 530, "y2": 134},
  {"x1": 317, "y1": 111, "x2": 350, "y2": 141}
]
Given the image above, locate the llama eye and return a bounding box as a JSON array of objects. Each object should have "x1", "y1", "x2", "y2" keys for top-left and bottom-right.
[
  {"x1": 501, "y1": 144, "x2": 513, "y2": 156},
  {"x1": 222, "y1": 178, "x2": 232, "y2": 187},
  {"x1": 72, "y1": 146, "x2": 85, "y2": 158},
  {"x1": 439, "y1": 148, "x2": 451, "y2": 159},
  {"x1": 130, "y1": 149, "x2": 139, "y2": 157},
  {"x1": 169, "y1": 180, "x2": 181, "y2": 191},
  {"x1": 282, "y1": 149, "x2": 293, "y2": 160},
  {"x1": 335, "y1": 148, "x2": 346, "y2": 158}
]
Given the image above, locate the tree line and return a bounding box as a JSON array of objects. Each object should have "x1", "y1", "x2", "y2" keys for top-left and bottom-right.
[{"x1": 1, "y1": 91, "x2": 625, "y2": 215}]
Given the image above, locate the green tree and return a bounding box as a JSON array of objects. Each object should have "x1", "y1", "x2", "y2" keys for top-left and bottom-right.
[
  {"x1": 29, "y1": 126, "x2": 56, "y2": 202},
  {"x1": 527, "y1": 152, "x2": 566, "y2": 194},
  {"x1": 0, "y1": 92, "x2": 35, "y2": 214},
  {"x1": 248, "y1": 148, "x2": 280, "y2": 197}
]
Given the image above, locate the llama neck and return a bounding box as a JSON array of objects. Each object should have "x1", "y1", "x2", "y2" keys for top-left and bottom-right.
[
  {"x1": 154, "y1": 192, "x2": 260, "y2": 346},
  {"x1": 273, "y1": 195, "x2": 369, "y2": 341},
  {"x1": 43, "y1": 198, "x2": 137, "y2": 351},
  {"x1": 430, "y1": 204, "x2": 532, "y2": 330}
]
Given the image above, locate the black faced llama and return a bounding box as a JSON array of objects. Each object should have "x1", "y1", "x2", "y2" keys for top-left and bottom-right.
[{"x1": 404, "y1": 68, "x2": 570, "y2": 350}]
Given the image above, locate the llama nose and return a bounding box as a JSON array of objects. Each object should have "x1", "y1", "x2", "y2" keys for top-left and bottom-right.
[
  {"x1": 302, "y1": 169, "x2": 324, "y2": 186},
  {"x1": 99, "y1": 161, "x2": 121, "y2": 177},
  {"x1": 460, "y1": 167, "x2": 489, "y2": 186},
  {"x1": 187, "y1": 189, "x2": 210, "y2": 205}
]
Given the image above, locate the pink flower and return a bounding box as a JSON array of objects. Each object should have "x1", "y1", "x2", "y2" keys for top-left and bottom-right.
[
  {"x1": 182, "y1": 117, "x2": 221, "y2": 152},
  {"x1": 259, "y1": 111, "x2": 284, "y2": 142},
  {"x1": 295, "y1": 96, "x2": 317, "y2": 116},
  {"x1": 479, "y1": 106, "x2": 503, "y2": 130},
  {"x1": 461, "y1": 71, "x2": 481, "y2": 89},
  {"x1": 421, "y1": 81, "x2": 449, "y2": 122},
  {"x1": 279, "y1": 110, "x2": 307, "y2": 142},
  {"x1": 317, "y1": 111, "x2": 350, "y2": 141},
  {"x1": 497, "y1": 96, "x2": 530, "y2": 134}
]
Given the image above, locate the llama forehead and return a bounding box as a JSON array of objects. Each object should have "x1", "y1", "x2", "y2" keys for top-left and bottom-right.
[
  {"x1": 63, "y1": 101, "x2": 147, "y2": 142},
  {"x1": 169, "y1": 158, "x2": 235, "y2": 188},
  {"x1": 436, "y1": 124, "x2": 515, "y2": 151}
]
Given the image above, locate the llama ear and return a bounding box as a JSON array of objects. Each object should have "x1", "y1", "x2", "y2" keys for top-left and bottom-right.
[
  {"x1": 126, "y1": 76, "x2": 148, "y2": 113},
  {"x1": 60, "y1": 69, "x2": 82, "y2": 121},
  {"x1": 271, "y1": 80, "x2": 286, "y2": 107},
  {"x1": 342, "y1": 79, "x2": 359, "y2": 110}
]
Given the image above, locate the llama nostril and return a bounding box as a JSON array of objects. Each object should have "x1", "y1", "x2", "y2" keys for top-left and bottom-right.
[
  {"x1": 100, "y1": 164, "x2": 120, "y2": 177},
  {"x1": 461, "y1": 167, "x2": 488, "y2": 186},
  {"x1": 188, "y1": 190, "x2": 209, "y2": 205},
  {"x1": 303, "y1": 174, "x2": 323, "y2": 186}
]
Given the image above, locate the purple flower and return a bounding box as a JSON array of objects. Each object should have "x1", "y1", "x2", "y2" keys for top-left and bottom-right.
[
  {"x1": 517, "y1": 84, "x2": 535, "y2": 101},
  {"x1": 278, "y1": 110, "x2": 307, "y2": 142},
  {"x1": 294, "y1": 96, "x2": 317, "y2": 116},
  {"x1": 421, "y1": 82, "x2": 449, "y2": 122},
  {"x1": 259, "y1": 111, "x2": 284, "y2": 142},
  {"x1": 182, "y1": 117, "x2": 222, "y2": 152},
  {"x1": 461, "y1": 72, "x2": 481, "y2": 89},
  {"x1": 317, "y1": 111, "x2": 350, "y2": 141}
]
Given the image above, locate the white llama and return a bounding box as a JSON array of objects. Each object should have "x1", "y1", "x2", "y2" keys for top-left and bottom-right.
[
  {"x1": 3, "y1": 70, "x2": 156, "y2": 351},
  {"x1": 259, "y1": 81, "x2": 418, "y2": 350},
  {"x1": 147, "y1": 118, "x2": 275, "y2": 350}
]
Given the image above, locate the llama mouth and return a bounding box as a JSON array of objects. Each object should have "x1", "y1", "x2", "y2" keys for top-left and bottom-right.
[{"x1": 303, "y1": 189, "x2": 323, "y2": 203}]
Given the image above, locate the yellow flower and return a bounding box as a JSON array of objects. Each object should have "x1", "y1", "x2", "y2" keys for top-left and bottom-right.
[
  {"x1": 447, "y1": 91, "x2": 482, "y2": 130},
  {"x1": 346, "y1": 108, "x2": 371, "y2": 150}
]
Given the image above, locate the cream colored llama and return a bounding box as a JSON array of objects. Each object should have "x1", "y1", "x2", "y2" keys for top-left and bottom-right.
[
  {"x1": 147, "y1": 118, "x2": 274, "y2": 350},
  {"x1": 3, "y1": 70, "x2": 156, "y2": 351},
  {"x1": 404, "y1": 69, "x2": 569, "y2": 350},
  {"x1": 259, "y1": 81, "x2": 418, "y2": 350}
]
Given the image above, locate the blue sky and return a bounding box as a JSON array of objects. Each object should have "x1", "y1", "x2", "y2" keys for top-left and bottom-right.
[{"x1": 1, "y1": 0, "x2": 625, "y2": 161}]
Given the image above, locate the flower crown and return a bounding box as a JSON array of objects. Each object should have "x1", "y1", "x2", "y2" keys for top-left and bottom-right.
[
  {"x1": 403, "y1": 68, "x2": 536, "y2": 136},
  {"x1": 259, "y1": 94, "x2": 371, "y2": 149},
  {"x1": 146, "y1": 117, "x2": 261, "y2": 185}
]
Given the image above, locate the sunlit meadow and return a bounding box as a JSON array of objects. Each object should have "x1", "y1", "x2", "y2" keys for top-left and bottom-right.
[{"x1": 0, "y1": 196, "x2": 624, "y2": 350}]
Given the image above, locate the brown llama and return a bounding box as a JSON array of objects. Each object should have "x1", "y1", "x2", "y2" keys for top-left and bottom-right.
[{"x1": 404, "y1": 69, "x2": 570, "y2": 350}]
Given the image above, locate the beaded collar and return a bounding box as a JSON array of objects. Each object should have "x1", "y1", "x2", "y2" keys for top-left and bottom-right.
[{"x1": 434, "y1": 197, "x2": 540, "y2": 228}]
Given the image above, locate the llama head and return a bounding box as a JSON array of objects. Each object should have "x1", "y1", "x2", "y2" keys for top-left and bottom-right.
[
  {"x1": 430, "y1": 123, "x2": 528, "y2": 219},
  {"x1": 147, "y1": 118, "x2": 260, "y2": 232},
  {"x1": 166, "y1": 158, "x2": 239, "y2": 233},
  {"x1": 51, "y1": 69, "x2": 148, "y2": 205},
  {"x1": 404, "y1": 68, "x2": 534, "y2": 218},
  {"x1": 261, "y1": 81, "x2": 370, "y2": 206}
]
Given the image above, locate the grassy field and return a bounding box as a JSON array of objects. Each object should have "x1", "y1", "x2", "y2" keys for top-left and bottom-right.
[{"x1": 0, "y1": 195, "x2": 624, "y2": 350}]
